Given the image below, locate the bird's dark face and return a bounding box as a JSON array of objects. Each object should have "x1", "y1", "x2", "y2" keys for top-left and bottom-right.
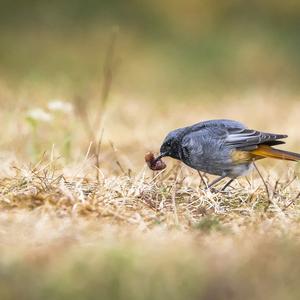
[{"x1": 159, "y1": 130, "x2": 182, "y2": 160}]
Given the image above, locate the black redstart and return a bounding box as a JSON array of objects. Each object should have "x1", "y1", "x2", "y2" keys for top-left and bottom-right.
[{"x1": 153, "y1": 119, "x2": 300, "y2": 190}]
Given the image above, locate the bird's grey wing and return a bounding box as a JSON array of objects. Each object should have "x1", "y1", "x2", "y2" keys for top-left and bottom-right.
[
  {"x1": 188, "y1": 119, "x2": 246, "y2": 133},
  {"x1": 225, "y1": 128, "x2": 287, "y2": 151}
]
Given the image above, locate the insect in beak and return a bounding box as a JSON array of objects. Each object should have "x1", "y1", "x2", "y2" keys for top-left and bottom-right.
[{"x1": 153, "y1": 152, "x2": 167, "y2": 164}]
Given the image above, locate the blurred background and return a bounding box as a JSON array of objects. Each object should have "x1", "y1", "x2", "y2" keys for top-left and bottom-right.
[{"x1": 1, "y1": 0, "x2": 300, "y2": 97}]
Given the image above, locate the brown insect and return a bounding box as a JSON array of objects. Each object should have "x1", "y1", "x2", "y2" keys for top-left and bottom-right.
[{"x1": 145, "y1": 152, "x2": 166, "y2": 171}]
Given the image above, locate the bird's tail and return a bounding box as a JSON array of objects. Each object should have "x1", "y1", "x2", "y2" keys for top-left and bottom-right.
[{"x1": 251, "y1": 145, "x2": 300, "y2": 162}]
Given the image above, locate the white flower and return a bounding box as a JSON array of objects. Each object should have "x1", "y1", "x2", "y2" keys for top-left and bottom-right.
[
  {"x1": 27, "y1": 108, "x2": 52, "y2": 122},
  {"x1": 47, "y1": 100, "x2": 73, "y2": 113}
]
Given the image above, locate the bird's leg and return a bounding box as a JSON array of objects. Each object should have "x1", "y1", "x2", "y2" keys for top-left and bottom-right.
[
  {"x1": 206, "y1": 175, "x2": 226, "y2": 190},
  {"x1": 197, "y1": 171, "x2": 207, "y2": 188},
  {"x1": 221, "y1": 178, "x2": 235, "y2": 191}
]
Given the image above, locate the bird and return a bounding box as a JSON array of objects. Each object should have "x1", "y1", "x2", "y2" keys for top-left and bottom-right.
[{"x1": 154, "y1": 119, "x2": 300, "y2": 190}]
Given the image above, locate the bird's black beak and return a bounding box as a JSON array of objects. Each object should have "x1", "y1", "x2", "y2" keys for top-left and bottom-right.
[{"x1": 153, "y1": 152, "x2": 167, "y2": 164}]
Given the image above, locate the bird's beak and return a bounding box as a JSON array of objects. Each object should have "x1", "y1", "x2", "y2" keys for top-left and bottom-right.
[{"x1": 153, "y1": 152, "x2": 167, "y2": 163}]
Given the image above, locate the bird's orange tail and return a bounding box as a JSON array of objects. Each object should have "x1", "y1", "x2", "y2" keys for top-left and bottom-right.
[{"x1": 251, "y1": 145, "x2": 300, "y2": 161}]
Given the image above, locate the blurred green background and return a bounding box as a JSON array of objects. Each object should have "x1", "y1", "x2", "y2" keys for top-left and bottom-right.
[{"x1": 0, "y1": 0, "x2": 300, "y2": 97}]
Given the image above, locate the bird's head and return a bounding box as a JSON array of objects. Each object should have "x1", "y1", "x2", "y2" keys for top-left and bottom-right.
[{"x1": 154, "y1": 129, "x2": 184, "y2": 163}]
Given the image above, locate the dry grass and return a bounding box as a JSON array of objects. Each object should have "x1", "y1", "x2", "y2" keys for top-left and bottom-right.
[{"x1": 1, "y1": 81, "x2": 300, "y2": 299}]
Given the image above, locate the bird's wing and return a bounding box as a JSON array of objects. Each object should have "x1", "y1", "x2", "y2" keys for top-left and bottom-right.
[
  {"x1": 183, "y1": 119, "x2": 287, "y2": 151},
  {"x1": 225, "y1": 128, "x2": 287, "y2": 151},
  {"x1": 188, "y1": 119, "x2": 246, "y2": 133},
  {"x1": 181, "y1": 120, "x2": 245, "y2": 152}
]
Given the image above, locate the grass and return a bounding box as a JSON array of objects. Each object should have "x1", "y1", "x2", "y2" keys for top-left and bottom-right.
[{"x1": 0, "y1": 84, "x2": 300, "y2": 298}]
